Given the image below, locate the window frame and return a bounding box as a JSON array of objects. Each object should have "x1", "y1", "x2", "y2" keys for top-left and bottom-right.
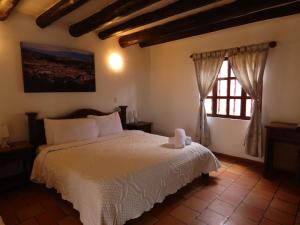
[{"x1": 206, "y1": 59, "x2": 252, "y2": 120}]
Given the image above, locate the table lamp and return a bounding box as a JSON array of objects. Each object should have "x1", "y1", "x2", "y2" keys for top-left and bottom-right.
[{"x1": 0, "y1": 124, "x2": 10, "y2": 148}]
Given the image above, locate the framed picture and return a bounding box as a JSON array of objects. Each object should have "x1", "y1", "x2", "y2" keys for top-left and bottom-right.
[{"x1": 20, "y1": 42, "x2": 96, "y2": 92}]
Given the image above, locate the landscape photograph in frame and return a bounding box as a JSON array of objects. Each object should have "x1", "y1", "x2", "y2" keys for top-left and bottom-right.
[{"x1": 20, "y1": 42, "x2": 96, "y2": 92}]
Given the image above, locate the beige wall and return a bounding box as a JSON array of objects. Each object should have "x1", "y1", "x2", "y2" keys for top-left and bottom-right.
[
  {"x1": 0, "y1": 13, "x2": 150, "y2": 141},
  {"x1": 1, "y1": 12, "x2": 300, "y2": 166},
  {"x1": 146, "y1": 14, "x2": 300, "y2": 162}
]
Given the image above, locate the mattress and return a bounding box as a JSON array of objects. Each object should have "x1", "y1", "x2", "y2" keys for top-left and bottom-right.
[{"x1": 31, "y1": 130, "x2": 220, "y2": 225}]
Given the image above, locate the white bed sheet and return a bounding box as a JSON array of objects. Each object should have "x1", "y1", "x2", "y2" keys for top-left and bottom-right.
[{"x1": 31, "y1": 130, "x2": 220, "y2": 225}]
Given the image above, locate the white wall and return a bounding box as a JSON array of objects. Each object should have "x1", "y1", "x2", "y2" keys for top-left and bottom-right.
[
  {"x1": 146, "y1": 14, "x2": 300, "y2": 162},
  {"x1": 1, "y1": 12, "x2": 300, "y2": 166},
  {"x1": 0, "y1": 13, "x2": 150, "y2": 141}
]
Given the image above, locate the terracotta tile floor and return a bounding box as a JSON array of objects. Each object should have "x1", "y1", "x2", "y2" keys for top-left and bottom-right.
[{"x1": 0, "y1": 156, "x2": 299, "y2": 225}]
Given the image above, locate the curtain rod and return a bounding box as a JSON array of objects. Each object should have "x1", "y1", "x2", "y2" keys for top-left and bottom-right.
[{"x1": 190, "y1": 41, "x2": 277, "y2": 58}]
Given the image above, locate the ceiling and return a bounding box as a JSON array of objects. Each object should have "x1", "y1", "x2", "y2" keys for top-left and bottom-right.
[
  {"x1": 15, "y1": 0, "x2": 232, "y2": 35},
  {"x1": 3, "y1": 0, "x2": 300, "y2": 48},
  {"x1": 17, "y1": 0, "x2": 172, "y2": 32}
]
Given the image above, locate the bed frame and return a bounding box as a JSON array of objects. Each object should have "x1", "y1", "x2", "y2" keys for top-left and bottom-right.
[{"x1": 26, "y1": 106, "x2": 127, "y2": 148}]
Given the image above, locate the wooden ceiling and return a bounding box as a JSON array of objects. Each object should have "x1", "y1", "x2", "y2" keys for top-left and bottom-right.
[{"x1": 2, "y1": 0, "x2": 300, "y2": 48}]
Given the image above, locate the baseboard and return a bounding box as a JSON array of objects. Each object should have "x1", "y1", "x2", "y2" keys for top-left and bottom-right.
[{"x1": 212, "y1": 151, "x2": 264, "y2": 168}]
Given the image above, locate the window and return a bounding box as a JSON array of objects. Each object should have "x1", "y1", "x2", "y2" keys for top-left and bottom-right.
[{"x1": 205, "y1": 60, "x2": 252, "y2": 120}]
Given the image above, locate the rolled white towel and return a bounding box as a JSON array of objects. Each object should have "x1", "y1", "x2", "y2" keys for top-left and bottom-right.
[
  {"x1": 185, "y1": 136, "x2": 192, "y2": 145},
  {"x1": 168, "y1": 137, "x2": 184, "y2": 148},
  {"x1": 175, "y1": 128, "x2": 186, "y2": 138},
  {"x1": 174, "y1": 128, "x2": 186, "y2": 148},
  {"x1": 168, "y1": 129, "x2": 191, "y2": 149}
]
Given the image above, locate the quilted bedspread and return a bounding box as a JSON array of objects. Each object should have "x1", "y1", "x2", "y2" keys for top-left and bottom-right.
[{"x1": 31, "y1": 130, "x2": 220, "y2": 225}]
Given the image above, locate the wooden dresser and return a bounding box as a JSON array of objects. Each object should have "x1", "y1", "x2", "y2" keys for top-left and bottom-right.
[{"x1": 264, "y1": 122, "x2": 300, "y2": 179}]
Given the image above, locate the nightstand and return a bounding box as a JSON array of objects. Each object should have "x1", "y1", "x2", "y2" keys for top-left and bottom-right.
[
  {"x1": 127, "y1": 122, "x2": 152, "y2": 133},
  {"x1": 0, "y1": 142, "x2": 34, "y2": 192}
]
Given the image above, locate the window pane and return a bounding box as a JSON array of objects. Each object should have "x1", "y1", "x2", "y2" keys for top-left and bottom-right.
[
  {"x1": 246, "y1": 99, "x2": 253, "y2": 117},
  {"x1": 219, "y1": 61, "x2": 228, "y2": 78},
  {"x1": 207, "y1": 90, "x2": 213, "y2": 97},
  {"x1": 217, "y1": 99, "x2": 227, "y2": 115},
  {"x1": 217, "y1": 80, "x2": 227, "y2": 96},
  {"x1": 230, "y1": 79, "x2": 242, "y2": 96},
  {"x1": 205, "y1": 99, "x2": 212, "y2": 114},
  {"x1": 229, "y1": 99, "x2": 241, "y2": 116}
]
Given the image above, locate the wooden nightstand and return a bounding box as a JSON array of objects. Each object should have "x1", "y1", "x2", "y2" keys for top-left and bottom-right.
[
  {"x1": 127, "y1": 122, "x2": 152, "y2": 133},
  {"x1": 0, "y1": 141, "x2": 34, "y2": 192},
  {"x1": 264, "y1": 122, "x2": 300, "y2": 180}
]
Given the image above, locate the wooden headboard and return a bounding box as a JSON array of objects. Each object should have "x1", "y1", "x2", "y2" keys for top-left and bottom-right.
[{"x1": 26, "y1": 106, "x2": 127, "y2": 147}]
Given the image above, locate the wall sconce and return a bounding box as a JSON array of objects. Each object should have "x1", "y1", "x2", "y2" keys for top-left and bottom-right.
[{"x1": 108, "y1": 53, "x2": 123, "y2": 72}]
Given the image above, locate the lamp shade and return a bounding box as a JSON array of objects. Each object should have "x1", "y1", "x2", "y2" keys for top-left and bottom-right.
[{"x1": 0, "y1": 125, "x2": 9, "y2": 138}]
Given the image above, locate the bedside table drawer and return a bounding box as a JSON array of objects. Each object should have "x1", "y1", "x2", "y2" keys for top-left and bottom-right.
[{"x1": 0, "y1": 149, "x2": 32, "y2": 163}]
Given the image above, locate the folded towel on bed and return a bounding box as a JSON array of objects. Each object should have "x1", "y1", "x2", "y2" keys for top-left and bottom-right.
[
  {"x1": 168, "y1": 129, "x2": 192, "y2": 148},
  {"x1": 174, "y1": 128, "x2": 186, "y2": 148},
  {"x1": 168, "y1": 137, "x2": 183, "y2": 148},
  {"x1": 185, "y1": 136, "x2": 192, "y2": 145}
]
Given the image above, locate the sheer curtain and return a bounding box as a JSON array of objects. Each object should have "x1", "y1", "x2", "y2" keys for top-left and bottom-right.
[
  {"x1": 192, "y1": 50, "x2": 226, "y2": 146},
  {"x1": 228, "y1": 43, "x2": 269, "y2": 157}
]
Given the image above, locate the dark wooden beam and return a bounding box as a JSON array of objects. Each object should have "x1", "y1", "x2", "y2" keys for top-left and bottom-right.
[
  {"x1": 98, "y1": 0, "x2": 221, "y2": 40},
  {"x1": 36, "y1": 0, "x2": 89, "y2": 28},
  {"x1": 0, "y1": 0, "x2": 20, "y2": 21},
  {"x1": 118, "y1": 0, "x2": 300, "y2": 48},
  {"x1": 141, "y1": 1, "x2": 300, "y2": 48},
  {"x1": 69, "y1": 0, "x2": 160, "y2": 37}
]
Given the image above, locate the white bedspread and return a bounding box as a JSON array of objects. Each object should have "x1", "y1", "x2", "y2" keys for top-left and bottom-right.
[{"x1": 31, "y1": 131, "x2": 220, "y2": 225}]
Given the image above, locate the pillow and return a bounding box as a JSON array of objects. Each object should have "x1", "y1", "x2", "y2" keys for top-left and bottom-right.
[
  {"x1": 88, "y1": 112, "x2": 123, "y2": 136},
  {"x1": 44, "y1": 118, "x2": 98, "y2": 145}
]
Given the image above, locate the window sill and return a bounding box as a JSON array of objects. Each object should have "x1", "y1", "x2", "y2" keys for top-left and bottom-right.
[{"x1": 207, "y1": 114, "x2": 251, "y2": 121}]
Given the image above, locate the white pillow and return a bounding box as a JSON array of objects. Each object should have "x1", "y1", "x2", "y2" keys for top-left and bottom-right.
[
  {"x1": 44, "y1": 118, "x2": 98, "y2": 145},
  {"x1": 88, "y1": 112, "x2": 123, "y2": 136}
]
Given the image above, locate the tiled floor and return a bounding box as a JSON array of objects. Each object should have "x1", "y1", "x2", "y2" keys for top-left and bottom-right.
[{"x1": 0, "y1": 156, "x2": 299, "y2": 225}]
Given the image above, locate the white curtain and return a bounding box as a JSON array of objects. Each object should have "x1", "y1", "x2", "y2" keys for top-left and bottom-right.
[
  {"x1": 192, "y1": 50, "x2": 226, "y2": 146},
  {"x1": 228, "y1": 43, "x2": 269, "y2": 157}
]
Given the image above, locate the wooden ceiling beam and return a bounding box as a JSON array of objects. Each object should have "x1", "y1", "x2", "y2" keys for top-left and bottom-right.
[
  {"x1": 0, "y1": 0, "x2": 20, "y2": 21},
  {"x1": 36, "y1": 0, "x2": 89, "y2": 28},
  {"x1": 69, "y1": 0, "x2": 160, "y2": 37},
  {"x1": 140, "y1": 1, "x2": 300, "y2": 47},
  {"x1": 98, "y1": 0, "x2": 221, "y2": 40},
  {"x1": 119, "y1": 0, "x2": 300, "y2": 48}
]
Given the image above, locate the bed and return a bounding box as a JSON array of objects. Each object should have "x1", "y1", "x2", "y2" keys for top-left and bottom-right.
[{"x1": 27, "y1": 106, "x2": 220, "y2": 225}]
